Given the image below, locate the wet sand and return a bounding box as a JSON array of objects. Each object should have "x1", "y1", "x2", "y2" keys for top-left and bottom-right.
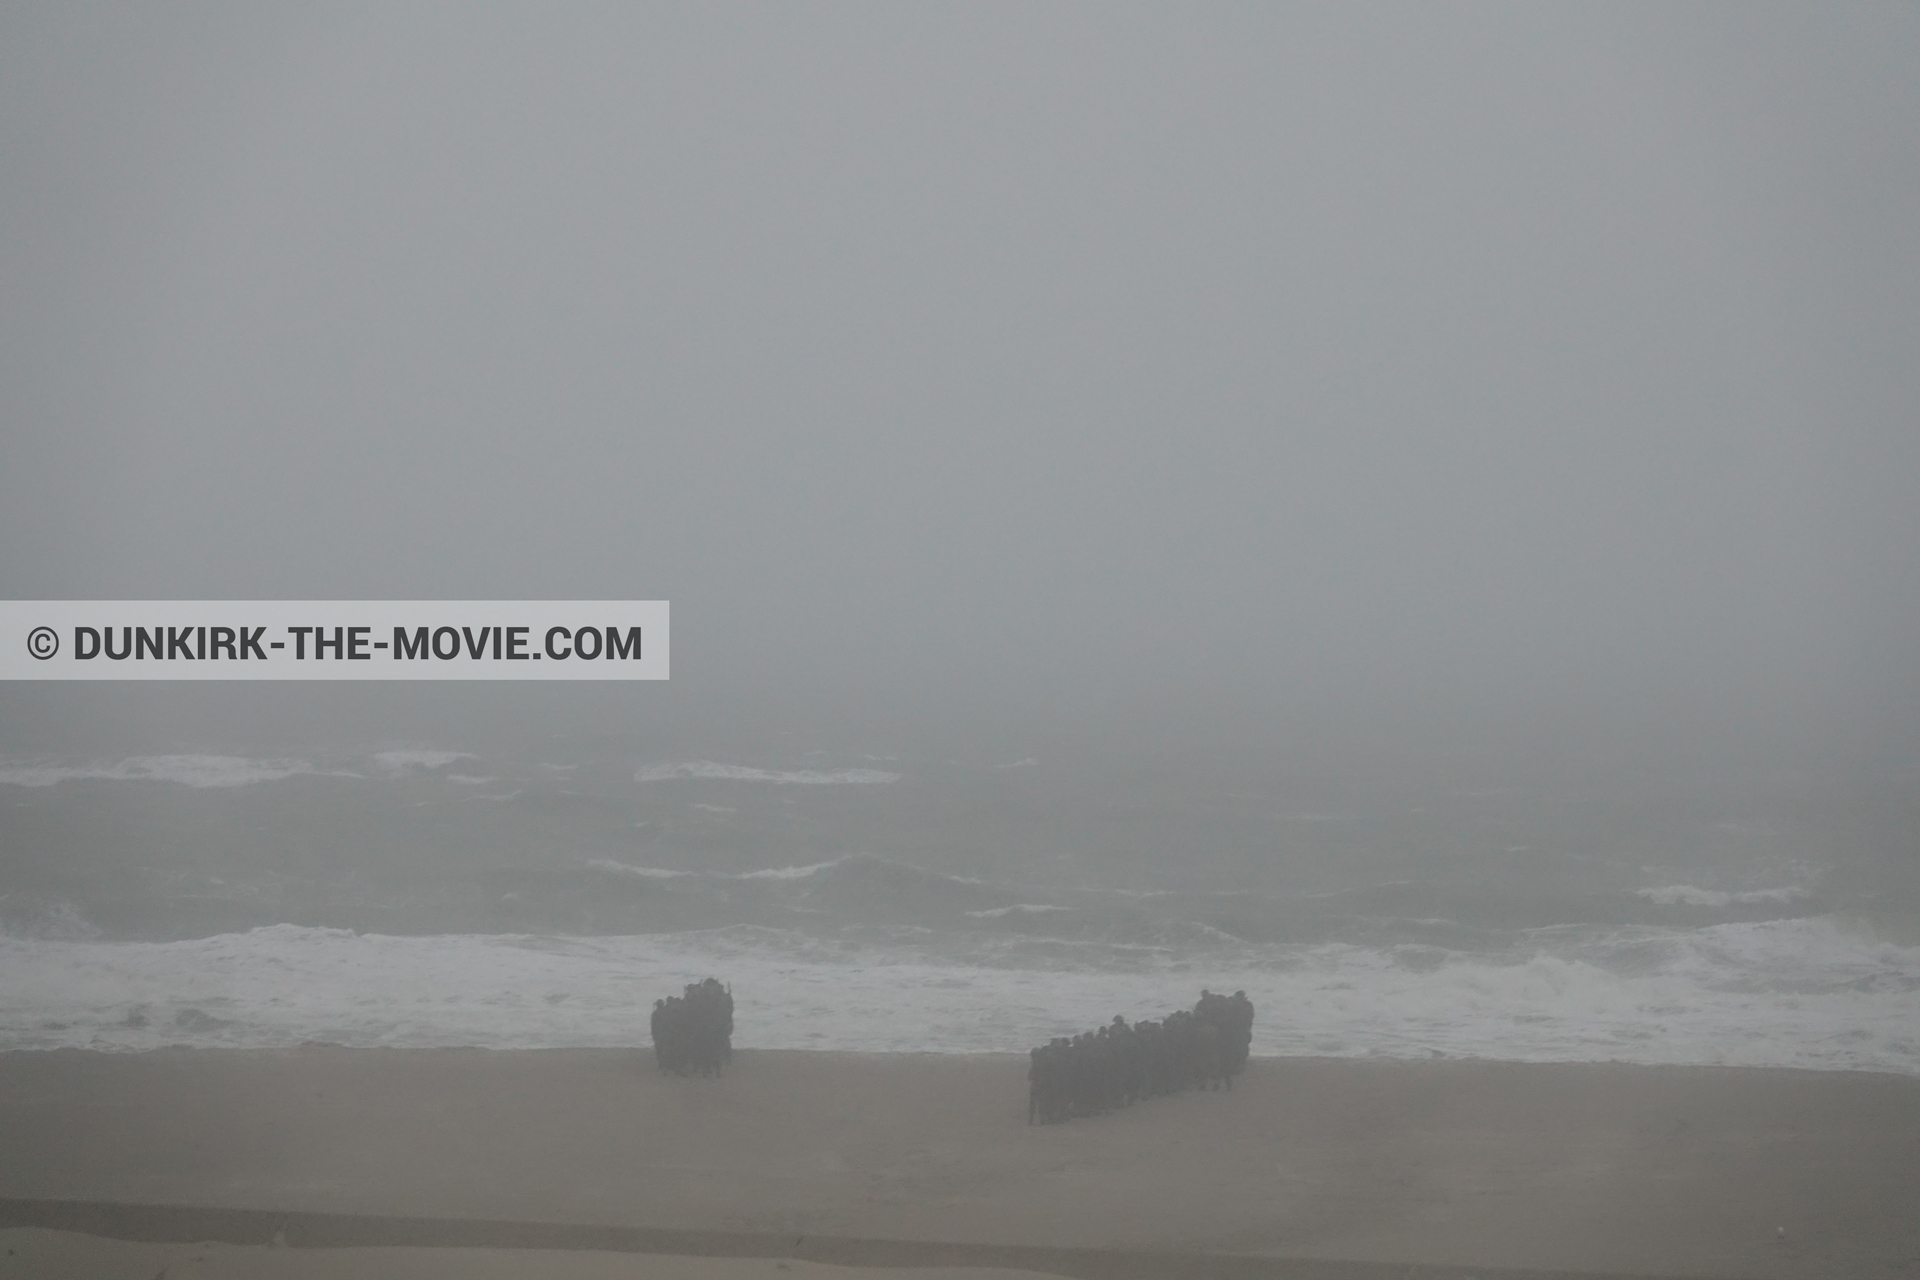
[
  {"x1": 1, "y1": 1049, "x2": 1915, "y2": 1279},
  {"x1": 0, "y1": 1226, "x2": 1085, "y2": 1280}
]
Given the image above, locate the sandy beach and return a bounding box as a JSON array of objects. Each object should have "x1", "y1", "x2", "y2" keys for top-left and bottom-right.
[{"x1": 1, "y1": 1049, "x2": 1916, "y2": 1279}]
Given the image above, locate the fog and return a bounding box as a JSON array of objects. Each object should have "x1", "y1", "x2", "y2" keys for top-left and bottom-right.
[
  {"x1": 8, "y1": 16, "x2": 1920, "y2": 1268},
  {"x1": 5, "y1": 4, "x2": 1919, "y2": 819}
]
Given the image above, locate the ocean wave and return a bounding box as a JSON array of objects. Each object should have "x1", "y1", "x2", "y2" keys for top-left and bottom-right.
[
  {"x1": 966, "y1": 904, "x2": 1070, "y2": 918},
  {"x1": 549, "y1": 858, "x2": 1836, "y2": 948},
  {"x1": 2, "y1": 916, "x2": 1913, "y2": 1070},
  {"x1": 585, "y1": 857, "x2": 855, "y2": 883},
  {"x1": 1637, "y1": 885, "x2": 1810, "y2": 907},
  {"x1": 588, "y1": 859, "x2": 691, "y2": 879},
  {"x1": 369, "y1": 749, "x2": 476, "y2": 771},
  {"x1": 0, "y1": 755, "x2": 321, "y2": 789},
  {"x1": 736, "y1": 860, "x2": 846, "y2": 880},
  {"x1": 0, "y1": 901, "x2": 99, "y2": 941},
  {"x1": 635, "y1": 761, "x2": 901, "y2": 785}
]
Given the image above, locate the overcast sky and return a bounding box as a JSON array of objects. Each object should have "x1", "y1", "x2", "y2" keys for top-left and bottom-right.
[{"x1": 3, "y1": 4, "x2": 1916, "y2": 782}]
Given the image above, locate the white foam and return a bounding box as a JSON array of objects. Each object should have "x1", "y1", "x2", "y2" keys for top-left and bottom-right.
[
  {"x1": 735, "y1": 860, "x2": 844, "y2": 880},
  {"x1": 370, "y1": 750, "x2": 475, "y2": 771},
  {"x1": 588, "y1": 859, "x2": 690, "y2": 879},
  {"x1": 635, "y1": 761, "x2": 900, "y2": 785},
  {"x1": 2, "y1": 916, "x2": 1914, "y2": 1071},
  {"x1": 0, "y1": 755, "x2": 319, "y2": 789},
  {"x1": 966, "y1": 904, "x2": 1071, "y2": 918},
  {"x1": 1637, "y1": 885, "x2": 1809, "y2": 907}
]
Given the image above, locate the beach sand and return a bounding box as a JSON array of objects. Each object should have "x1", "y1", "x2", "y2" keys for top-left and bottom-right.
[
  {"x1": 1, "y1": 1049, "x2": 1915, "y2": 1279},
  {"x1": 0, "y1": 1228, "x2": 1078, "y2": 1280}
]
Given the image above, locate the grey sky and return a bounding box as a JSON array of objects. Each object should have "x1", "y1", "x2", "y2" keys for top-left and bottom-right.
[{"x1": 3, "y1": 4, "x2": 1916, "y2": 780}]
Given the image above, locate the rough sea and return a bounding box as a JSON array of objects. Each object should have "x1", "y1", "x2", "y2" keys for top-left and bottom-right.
[{"x1": 3, "y1": 747, "x2": 1915, "y2": 1071}]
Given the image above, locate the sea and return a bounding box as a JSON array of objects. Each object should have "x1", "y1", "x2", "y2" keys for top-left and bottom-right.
[{"x1": 2, "y1": 746, "x2": 1916, "y2": 1071}]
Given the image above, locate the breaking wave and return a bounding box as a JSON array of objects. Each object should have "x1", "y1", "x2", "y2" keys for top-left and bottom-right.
[
  {"x1": 0, "y1": 755, "x2": 323, "y2": 789},
  {"x1": 370, "y1": 749, "x2": 476, "y2": 771},
  {"x1": 1636, "y1": 885, "x2": 1810, "y2": 907},
  {"x1": 1, "y1": 916, "x2": 1913, "y2": 1070},
  {"x1": 635, "y1": 761, "x2": 900, "y2": 785},
  {"x1": 587, "y1": 859, "x2": 691, "y2": 879},
  {"x1": 966, "y1": 904, "x2": 1071, "y2": 918}
]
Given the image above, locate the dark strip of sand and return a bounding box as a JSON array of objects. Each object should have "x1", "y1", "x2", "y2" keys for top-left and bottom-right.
[
  {"x1": 1, "y1": 1049, "x2": 1915, "y2": 1280},
  {"x1": 0, "y1": 1201, "x2": 1667, "y2": 1280}
]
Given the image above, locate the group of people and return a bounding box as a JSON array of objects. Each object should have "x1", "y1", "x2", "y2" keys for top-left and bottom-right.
[
  {"x1": 650, "y1": 977, "x2": 734, "y2": 1076},
  {"x1": 1027, "y1": 989, "x2": 1255, "y2": 1124}
]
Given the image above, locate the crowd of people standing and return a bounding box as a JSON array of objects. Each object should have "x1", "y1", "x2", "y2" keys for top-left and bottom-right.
[{"x1": 1027, "y1": 990, "x2": 1254, "y2": 1124}]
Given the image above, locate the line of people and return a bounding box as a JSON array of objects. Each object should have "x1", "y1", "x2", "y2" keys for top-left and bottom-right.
[
  {"x1": 650, "y1": 977, "x2": 734, "y2": 1077},
  {"x1": 1027, "y1": 989, "x2": 1255, "y2": 1124}
]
